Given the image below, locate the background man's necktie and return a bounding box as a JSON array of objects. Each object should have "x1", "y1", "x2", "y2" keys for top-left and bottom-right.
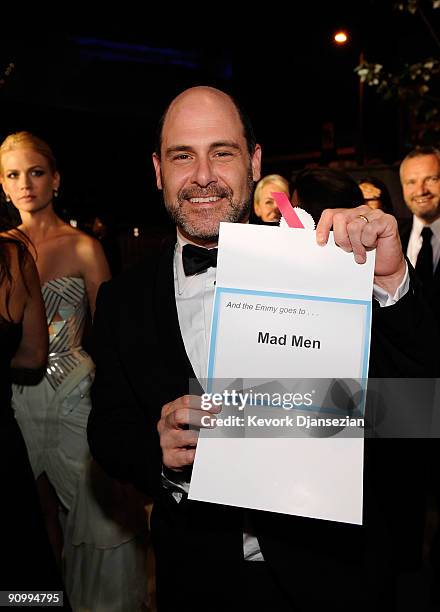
[
  {"x1": 182, "y1": 244, "x2": 218, "y2": 276},
  {"x1": 415, "y1": 226, "x2": 433, "y2": 284}
]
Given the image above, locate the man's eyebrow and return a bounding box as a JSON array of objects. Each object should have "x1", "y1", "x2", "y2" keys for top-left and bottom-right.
[
  {"x1": 210, "y1": 141, "x2": 241, "y2": 150},
  {"x1": 165, "y1": 141, "x2": 241, "y2": 156},
  {"x1": 165, "y1": 145, "x2": 193, "y2": 156}
]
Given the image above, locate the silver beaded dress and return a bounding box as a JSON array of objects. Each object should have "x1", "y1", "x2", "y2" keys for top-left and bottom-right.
[
  {"x1": 13, "y1": 277, "x2": 93, "y2": 507},
  {"x1": 13, "y1": 277, "x2": 149, "y2": 612}
]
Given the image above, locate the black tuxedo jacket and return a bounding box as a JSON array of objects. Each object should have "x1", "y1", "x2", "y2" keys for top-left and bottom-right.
[
  {"x1": 399, "y1": 217, "x2": 440, "y2": 328},
  {"x1": 88, "y1": 234, "x2": 439, "y2": 611}
]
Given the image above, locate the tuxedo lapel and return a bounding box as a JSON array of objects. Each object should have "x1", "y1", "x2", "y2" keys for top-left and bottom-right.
[
  {"x1": 434, "y1": 259, "x2": 440, "y2": 285},
  {"x1": 398, "y1": 217, "x2": 413, "y2": 253},
  {"x1": 153, "y1": 237, "x2": 196, "y2": 381},
  {"x1": 398, "y1": 217, "x2": 440, "y2": 293}
]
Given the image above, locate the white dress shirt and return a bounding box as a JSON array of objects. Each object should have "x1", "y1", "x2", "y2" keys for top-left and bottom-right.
[
  {"x1": 174, "y1": 231, "x2": 264, "y2": 560},
  {"x1": 167, "y1": 229, "x2": 409, "y2": 561},
  {"x1": 406, "y1": 215, "x2": 440, "y2": 273}
]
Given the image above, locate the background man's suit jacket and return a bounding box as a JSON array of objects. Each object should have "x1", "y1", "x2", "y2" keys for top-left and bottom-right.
[
  {"x1": 88, "y1": 235, "x2": 439, "y2": 610},
  {"x1": 399, "y1": 217, "x2": 440, "y2": 328}
]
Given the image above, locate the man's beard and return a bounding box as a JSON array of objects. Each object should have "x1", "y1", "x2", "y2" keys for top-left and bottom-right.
[
  {"x1": 163, "y1": 170, "x2": 254, "y2": 242},
  {"x1": 409, "y1": 196, "x2": 440, "y2": 223}
]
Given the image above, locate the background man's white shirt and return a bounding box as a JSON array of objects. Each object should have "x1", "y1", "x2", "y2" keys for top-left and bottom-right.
[{"x1": 407, "y1": 215, "x2": 440, "y2": 273}]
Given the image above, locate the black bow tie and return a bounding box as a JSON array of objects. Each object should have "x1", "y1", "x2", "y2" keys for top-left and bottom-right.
[{"x1": 182, "y1": 244, "x2": 218, "y2": 276}]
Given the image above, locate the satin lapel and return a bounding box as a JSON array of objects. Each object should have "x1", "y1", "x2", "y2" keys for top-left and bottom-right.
[
  {"x1": 434, "y1": 258, "x2": 440, "y2": 287},
  {"x1": 398, "y1": 217, "x2": 413, "y2": 253},
  {"x1": 153, "y1": 238, "x2": 196, "y2": 380},
  {"x1": 399, "y1": 217, "x2": 440, "y2": 288}
]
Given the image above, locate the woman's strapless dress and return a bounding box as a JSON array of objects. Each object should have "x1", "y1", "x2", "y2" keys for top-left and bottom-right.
[{"x1": 13, "y1": 277, "x2": 150, "y2": 611}]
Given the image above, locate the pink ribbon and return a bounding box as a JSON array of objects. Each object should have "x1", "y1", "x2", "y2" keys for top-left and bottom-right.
[{"x1": 271, "y1": 192, "x2": 304, "y2": 228}]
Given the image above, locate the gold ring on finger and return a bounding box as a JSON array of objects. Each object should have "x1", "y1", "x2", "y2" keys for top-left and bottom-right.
[{"x1": 358, "y1": 214, "x2": 369, "y2": 223}]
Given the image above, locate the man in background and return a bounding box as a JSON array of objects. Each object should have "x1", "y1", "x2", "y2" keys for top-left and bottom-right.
[
  {"x1": 400, "y1": 145, "x2": 440, "y2": 324},
  {"x1": 400, "y1": 146, "x2": 440, "y2": 605}
]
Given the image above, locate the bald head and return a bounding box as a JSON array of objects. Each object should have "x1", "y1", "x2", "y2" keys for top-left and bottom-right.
[
  {"x1": 155, "y1": 86, "x2": 256, "y2": 158},
  {"x1": 168, "y1": 86, "x2": 233, "y2": 114},
  {"x1": 151, "y1": 85, "x2": 261, "y2": 245}
]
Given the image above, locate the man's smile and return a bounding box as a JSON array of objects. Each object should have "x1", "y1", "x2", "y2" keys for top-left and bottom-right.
[{"x1": 188, "y1": 196, "x2": 222, "y2": 203}]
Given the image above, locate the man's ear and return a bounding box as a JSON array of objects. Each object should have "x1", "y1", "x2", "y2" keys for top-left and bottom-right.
[
  {"x1": 251, "y1": 144, "x2": 262, "y2": 182},
  {"x1": 152, "y1": 153, "x2": 163, "y2": 190}
]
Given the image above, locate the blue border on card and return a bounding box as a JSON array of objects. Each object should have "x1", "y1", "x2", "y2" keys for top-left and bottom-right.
[{"x1": 207, "y1": 287, "x2": 372, "y2": 410}]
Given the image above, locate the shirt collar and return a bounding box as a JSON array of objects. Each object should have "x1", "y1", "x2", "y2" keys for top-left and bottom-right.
[{"x1": 413, "y1": 214, "x2": 440, "y2": 239}]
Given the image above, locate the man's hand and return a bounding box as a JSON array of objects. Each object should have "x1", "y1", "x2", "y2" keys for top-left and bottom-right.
[
  {"x1": 157, "y1": 394, "x2": 219, "y2": 472},
  {"x1": 316, "y1": 205, "x2": 406, "y2": 295}
]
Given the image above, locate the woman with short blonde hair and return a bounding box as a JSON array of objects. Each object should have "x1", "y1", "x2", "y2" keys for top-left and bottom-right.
[{"x1": 253, "y1": 174, "x2": 290, "y2": 222}]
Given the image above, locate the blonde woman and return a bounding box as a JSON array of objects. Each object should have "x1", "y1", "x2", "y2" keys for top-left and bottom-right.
[
  {"x1": 0, "y1": 132, "x2": 148, "y2": 611},
  {"x1": 253, "y1": 174, "x2": 290, "y2": 222}
]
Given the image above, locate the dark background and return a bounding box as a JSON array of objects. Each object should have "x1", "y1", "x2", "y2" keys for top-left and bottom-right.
[{"x1": 0, "y1": 2, "x2": 438, "y2": 231}]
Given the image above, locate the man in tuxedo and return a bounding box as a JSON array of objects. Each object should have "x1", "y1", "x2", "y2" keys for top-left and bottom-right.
[
  {"x1": 399, "y1": 146, "x2": 440, "y2": 325},
  {"x1": 88, "y1": 87, "x2": 438, "y2": 611},
  {"x1": 400, "y1": 147, "x2": 440, "y2": 603}
]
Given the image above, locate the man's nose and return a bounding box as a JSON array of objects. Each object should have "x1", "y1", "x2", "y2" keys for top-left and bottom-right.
[
  {"x1": 191, "y1": 157, "x2": 216, "y2": 187},
  {"x1": 413, "y1": 179, "x2": 430, "y2": 195}
]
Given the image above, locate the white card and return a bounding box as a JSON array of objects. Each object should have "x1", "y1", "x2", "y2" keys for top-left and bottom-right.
[{"x1": 189, "y1": 223, "x2": 375, "y2": 525}]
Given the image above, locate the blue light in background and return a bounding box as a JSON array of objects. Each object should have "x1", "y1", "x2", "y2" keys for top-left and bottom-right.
[{"x1": 70, "y1": 36, "x2": 232, "y2": 78}]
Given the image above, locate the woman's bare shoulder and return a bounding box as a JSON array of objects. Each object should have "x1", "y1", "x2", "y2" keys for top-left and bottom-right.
[
  {"x1": 49, "y1": 225, "x2": 102, "y2": 253},
  {"x1": 56, "y1": 224, "x2": 98, "y2": 244},
  {"x1": 57, "y1": 227, "x2": 108, "y2": 275}
]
